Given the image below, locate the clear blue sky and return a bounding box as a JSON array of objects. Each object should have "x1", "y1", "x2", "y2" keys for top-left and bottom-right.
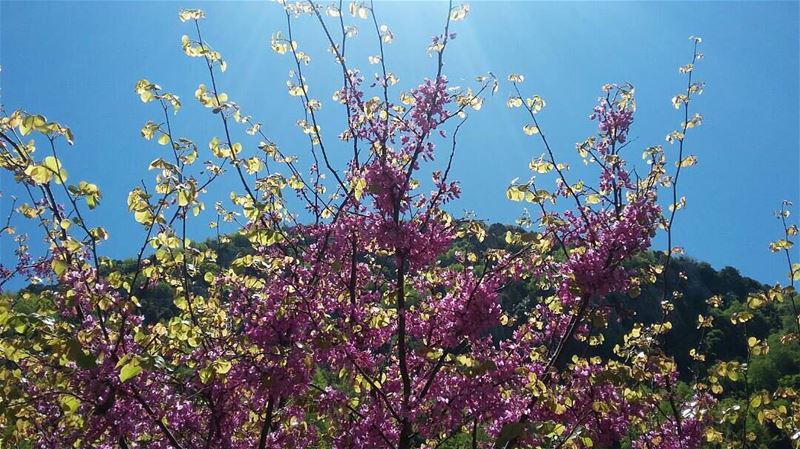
[{"x1": 1, "y1": 1, "x2": 798, "y2": 287}]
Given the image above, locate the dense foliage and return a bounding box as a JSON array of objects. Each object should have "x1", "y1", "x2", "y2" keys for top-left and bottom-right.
[{"x1": 1, "y1": 2, "x2": 798, "y2": 449}]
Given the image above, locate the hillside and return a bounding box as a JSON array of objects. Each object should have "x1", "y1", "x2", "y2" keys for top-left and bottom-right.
[
  {"x1": 17, "y1": 223, "x2": 797, "y2": 394},
  {"x1": 7, "y1": 223, "x2": 799, "y2": 448}
]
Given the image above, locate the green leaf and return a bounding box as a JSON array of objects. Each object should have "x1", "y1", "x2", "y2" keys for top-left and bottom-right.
[
  {"x1": 42, "y1": 156, "x2": 62, "y2": 177},
  {"x1": 496, "y1": 422, "x2": 526, "y2": 446},
  {"x1": 52, "y1": 258, "x2": 67, "y2": 277},
  {"x1": 199, "y1": 366, "x2": 213, "y2": 384},
  {"x1": 141, "y1": 121, "x2": 159, "y2": 140},
  {"x1": 67, "y1": 339, "x2": 97, "y2": 369},
  {"x1": 60, "y1": 395, "x2": 80, "y2": 413},
  {"x1": 119, "y1": 358, "x2": 142, "y2": 383},
  {"x1": 177, "y1": 189, "x2": 192, "y2": 207},
  {"x1": 140, "y1": 89, "x2": 154, "y2": 103},
  {"x1": 24, "y1": 165, "x2": 50, "y2": 185},
  {"x1": 215, "y1": 359, "x2": 232, "y2": 374},
  {"x1": 19, "y1": 115, "x2": 46, "y2": 136},
  {"x1": 506, "y1": 184, "x2": 526, "y2": 202},
  {"x1": 523, "y1": 124, "x2": 540, "y2": 136},
  {"x1": 13, "y1": 319, "x2": 26, "y2": 334}
]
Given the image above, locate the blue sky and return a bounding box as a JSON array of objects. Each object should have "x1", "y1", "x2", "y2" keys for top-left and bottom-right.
[{"x1": 1, "y1": 1, "x2": 798, "y2": 287}]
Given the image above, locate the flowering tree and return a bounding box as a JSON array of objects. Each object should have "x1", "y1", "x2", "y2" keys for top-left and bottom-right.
[{"x1": 0, "y1": 2, "x2": 798, "y2": 449}]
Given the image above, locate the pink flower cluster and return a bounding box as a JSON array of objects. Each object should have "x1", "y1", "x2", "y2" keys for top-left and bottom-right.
[{"x1": 3, "y1": 50, "x2": 706, "y2": 449}]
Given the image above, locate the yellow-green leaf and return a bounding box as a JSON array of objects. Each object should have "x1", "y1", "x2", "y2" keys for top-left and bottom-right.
[
  {"x1": 24, "y1": 165, "x2": 50, "y2": 184},
  {"x1": 523, "y1": 124, "x2": 540, "y2": 136},
  {"x1": 60, "y1": 395, "x2": 80, "y2": 413},
  {"x1": 52, "y1": 258, "x2": 68, "y2": 277},
  {"x1": 19, "y1": 115, "x2": 46, "y2": 136},
  {"x1": 215, "y1": 359, "x2": 232, "y2": 374},
  {"x1": 119, "y1": 359, "x2": 142, "y2": 383}
]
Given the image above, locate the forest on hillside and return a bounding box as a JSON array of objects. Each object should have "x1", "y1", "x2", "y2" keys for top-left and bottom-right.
[{"x1": 8, "y1": 223, "x2": 799, "y2": 447}]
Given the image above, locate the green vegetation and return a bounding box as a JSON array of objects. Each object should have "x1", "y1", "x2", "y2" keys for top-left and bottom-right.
[{"x1": 15, "y1": 223, "x2": 797, "y2": 398}]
